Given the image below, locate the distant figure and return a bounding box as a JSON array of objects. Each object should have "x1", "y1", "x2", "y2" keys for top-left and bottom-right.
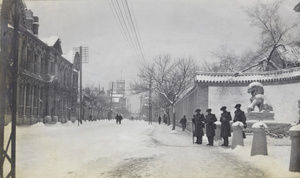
[
  {"x1": 233, "y1": 104, "x2": 247, "y2": 139},
  {"x1": 158, "y1": 116, "x2": 162, "y2": 124},
  {"x1": 118, "y1": 114, "x2": 123, "y2": 124},
  {"x1": 194, "y1": 109, "x2": 205, "y2": 144},
  {"x1": 179, "y1": 115, "x2": 187, "y2": 131},
  {"x1": 163, "y1": 114, "x2": 167, "y2": 124},
  {"x1": 115, "y1": 114, "x2": 119, "y2": 124},
  {"x1": 220, "y1": 106, "x2": 232, "y2": 146},
  {"x1": 205, "y1": 109, "x2": 217, "y2": 146}
]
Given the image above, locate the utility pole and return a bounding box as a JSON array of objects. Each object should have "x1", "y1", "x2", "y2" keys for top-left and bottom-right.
[
  {"x1": 79, "y1": 46, "x2": 82, "y2": 125},
  {"x1": 11, "y1": 0, "x2": 20, "y2": 177},
  {"x1": 109, "y1": 82, "x2": 114, "y2": 120},
  {"x1": 0, "y1": 0, "x2": 10, "y2": 176},
  {"x1": 73, "y1": 46, "x2": 88, "y2": 126},
  {"x1": 140, "y1": 94, "x2": 142, "y2": 119},
  {"x1": 149, "y1": 76, "x2": 152, "y2": 125},
  {"x1": 0, "y1": 0, "x2": 19, "y2": 177}
]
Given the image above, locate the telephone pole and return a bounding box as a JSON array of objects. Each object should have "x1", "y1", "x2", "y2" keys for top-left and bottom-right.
[
  {"x1": 73, "y1": 46, "x2": 89, "y2": 126},
  {"x1": 149, "y1": 76, "x2": 152, "y2": 125},
  {"x1": 0, "y1": 0, "x2": 20, "y2": 177},
  {"x1": 108, "y1": 82, "x2": 114, "y2": 120}
]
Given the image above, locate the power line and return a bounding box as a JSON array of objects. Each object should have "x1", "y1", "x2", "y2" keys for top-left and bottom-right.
[
  {"x1": 110, "y1": 0, "x2": 141, "y2": 60},
  {"x1": 114, "y1": 0, "x2": 142, "y2": 60},
  {"x1": 107, "y1": 0, "x2": 146, "y2": 62},
  {"x1": 124, "y1": 0, "x2": 146, "y2": 61},
  {"x1": 121, "y1": 0, "x2": 141, "y2": 59},
  {"x1": 107, "y1": 0, "x2": 136, "y2": 59}
]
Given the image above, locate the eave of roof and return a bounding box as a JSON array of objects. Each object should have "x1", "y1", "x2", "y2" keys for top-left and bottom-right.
[{"x1": 195, "y1": 67, "x2": 300, "y2": 84}]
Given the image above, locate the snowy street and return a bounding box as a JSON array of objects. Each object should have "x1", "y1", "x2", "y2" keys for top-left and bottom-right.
[{"x1": 5, "y1": 119, "x2": 299, "y2": 178}]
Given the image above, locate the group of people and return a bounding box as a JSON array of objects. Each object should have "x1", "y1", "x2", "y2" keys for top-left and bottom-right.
[
  {"x1": 179, "y1": 104, "x2": 247, "y2": 146},
  {"x1": 115, "y1": 114, "x2": 123, "y2": 124}
]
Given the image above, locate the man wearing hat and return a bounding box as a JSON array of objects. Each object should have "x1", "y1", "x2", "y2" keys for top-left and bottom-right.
[
  {"x1": 205, "y1": 108, "x2": 217, "y2": 146},
  {"x1": 194, "y1": 109, "x2": 205, "y2": 144},
  {"x1": 233, "y1": 104, "x2": 247, "y2": 138},
  {"x1": 220, "y1": 106, "x2": 232, "y2": 146}
]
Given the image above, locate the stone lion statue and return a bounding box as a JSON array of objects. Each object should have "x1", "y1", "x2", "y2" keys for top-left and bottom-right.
[{"x1": 247, "y1": 82, "x2": 273, "y2": 113}]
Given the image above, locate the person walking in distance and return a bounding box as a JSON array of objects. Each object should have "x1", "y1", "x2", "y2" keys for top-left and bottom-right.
[
  {"x1": 220, "y1": 106, "x2": 232, "y2": 146},
  {"x1": 233, "y1": 104, "x2": 247, "y2": 138},
  {"x1": 158, "y1": 116, "x2": 162, "y2": 124},
  {"x1": 179, "y1": 115, "x2": 187, "y2": 131},
  {"x1": 205, "y1": 108, "x2": 217, "y2": 146},
  {"x1": 115, "y1": 114, "x2": 119, "y2": 124},
  {"x1": 118, "y1": 114, "x2": 123, "y2": 124},
  {"x1": 194, "y1": 109, "x2": 205, "y2": 144}
]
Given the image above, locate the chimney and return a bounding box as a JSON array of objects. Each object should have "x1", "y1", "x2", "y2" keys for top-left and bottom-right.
[{"x1": 32, "y1": 16, "x2": 39, "y2": 36}]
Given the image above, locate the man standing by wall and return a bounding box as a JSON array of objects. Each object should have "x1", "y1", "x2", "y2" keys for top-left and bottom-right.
[
  {"x1": 233, "y1": 104, "x2": 247, "y2": 138},
  {"x1": 194, "y1": 109, "x2": 205, "y2": 144},
  {"x1": 220, "y1": 106, "x2": 232, "y2": 146}
]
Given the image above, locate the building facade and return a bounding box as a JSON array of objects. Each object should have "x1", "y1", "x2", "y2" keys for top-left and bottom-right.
[{"x1": 2, "y1": 1, "x2": 78, "y2": 125}]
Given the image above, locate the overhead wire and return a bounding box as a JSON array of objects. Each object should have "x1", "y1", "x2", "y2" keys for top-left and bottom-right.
[
  {"x1": 114, "y1": 0, "x2": 142, "y2": 60},
  {"x1": 107, "y1": 0, "x2": 146, "y2": 62},
  {"x1": 124, "y1": 0, "x2": 146, "y2": 61},
  {"x1": 107, "y1": 0, "x2": 136, "y2": 58},
  {"x1": 108, "y1": 0, "x2": 137, "y2": 59},
  {"x1": 120, "y1": 0, "x2": 142, "y2": 60}
]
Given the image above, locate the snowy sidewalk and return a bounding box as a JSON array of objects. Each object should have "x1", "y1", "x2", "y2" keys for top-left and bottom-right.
[{"x1": 4, "y1": 119, "x2": 300, "y2": 178}]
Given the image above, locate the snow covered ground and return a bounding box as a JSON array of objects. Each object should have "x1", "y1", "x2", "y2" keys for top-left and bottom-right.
[{"x1": 2, "y1": 119, "x2": 300, "y2": 178}]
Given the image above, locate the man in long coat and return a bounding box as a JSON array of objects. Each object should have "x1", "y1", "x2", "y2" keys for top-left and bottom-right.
[
  {"x1": 220, "y1": 106, "x2": 232, "y2": 146},
  {"x1": 205, "y1": 108, "x2": 217, "y2": 146},
  {"x1": 115, "y1": 114, "x2": 119, "y2": 124},
  {"x1": 179, "y1": 115, "x2": 187, "y2": 131},
  {"x1": 233, "y1": 104, "x2": 247, "y2": 138},
  {"x1": 194, "y1": 109, "x2": 205, "y2": 144}
]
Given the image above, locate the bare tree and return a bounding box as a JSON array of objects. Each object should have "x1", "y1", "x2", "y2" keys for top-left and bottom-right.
[
  {"x1": 243, "y1": 0, "x2": 300, "y2": 71},
  {"x1": 131, "y1": 54, "x2": 198, "y2": 130},
  {"x1": 202, "y1": 1, "x2": 300, "y2": 74},
  {"x1": 200, "y1": 46, "x2": 255, "y2": 73}
]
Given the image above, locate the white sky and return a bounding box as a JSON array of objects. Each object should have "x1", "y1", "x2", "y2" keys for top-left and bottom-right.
[{"x1": 24, "y1": 0, "x2": 300, "y2": 111}]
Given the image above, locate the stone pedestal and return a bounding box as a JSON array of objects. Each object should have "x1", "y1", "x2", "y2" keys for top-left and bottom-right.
[
  {"x1": 44, "y1": 116, "x2": 52, "y2": 124},
  {"x1": 23, "y1": 116, "x2": 31, "y2": 125},
  {"x1": 31, "y1": 116, "x2": 38, "y2": 124},
  {"x1": 52, "y1": 116, "x2": 58, "y2": 124},
  {"x1": 251, "y1": 122, "x2": 268, "y2": 156},
  {"x1": 289, "y1": 124, "x2": 300, "y2": 172},
  {"x1": 246, "y1": 112, "x2": 274, "y2": 121},
  {"x1": 214, "y1": 121, "x2": 221, "y2": 141},
  {"x1": 70, "y1": 117, "x2": 76, "y2": 123},
  {"x1": 231, "y1": 121, "x2": 244, "y2": 149}
]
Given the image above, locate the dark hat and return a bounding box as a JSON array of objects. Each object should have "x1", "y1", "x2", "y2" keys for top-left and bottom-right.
[
  {"x1": 206, "y1": 108, "x2": 212, "y2": 112},
  {"x1": 195, "y1": 109, "x2": 201, "y2": 112},
  {"x1": 235, "y1": 104, "x2": 241, "y2": 108},
  {"x1": 220, "y1": 106, "x2": 227, "y2": 111}
]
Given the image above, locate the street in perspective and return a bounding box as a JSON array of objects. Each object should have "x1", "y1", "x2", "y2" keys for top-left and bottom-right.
[
  {"x1": 1, "y1": 0, "x2": 300, "y2": 178},
  {"x1": 9, "y1": 119, "x2": 300, "y2": 178}
]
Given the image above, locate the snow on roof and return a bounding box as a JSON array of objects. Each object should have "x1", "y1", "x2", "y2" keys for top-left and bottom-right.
[
  {"x1": 195, "y1": 67, "x2": 300, "y2": 84},
  {"x1": 41, "y1": 36, "x2": 59, "y2": 46},
  {"x1": 277, "y1": 45, "x2": 300, "y2": 63},
  {"x1": 62, "y1": 54, "x2": 73, "y2": 63}
]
